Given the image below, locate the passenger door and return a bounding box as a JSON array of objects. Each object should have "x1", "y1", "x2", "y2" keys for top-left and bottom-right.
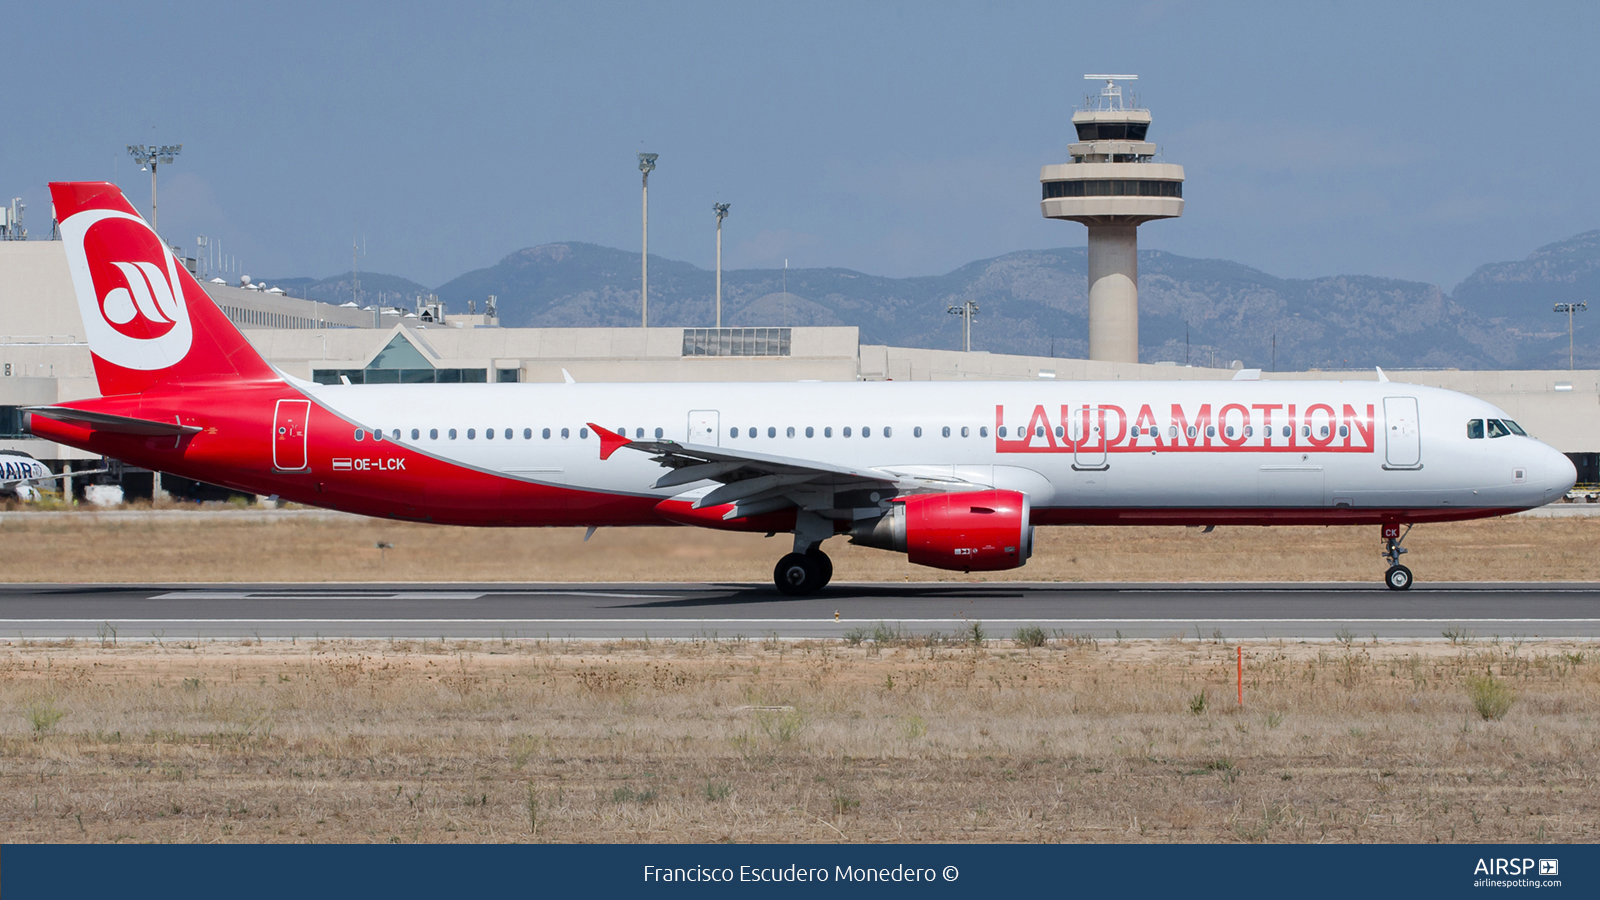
[
  {"x1": 688, "y1": 410, "x2": 720, "y2": 446},
  {"x1": 1383, "y1": 397, "x2": 1421, "y2": 468},
  {"x1": 1071, "y1": 405, "x2": 1108, "y2": 470},
  {"x1": 272, "y1": 399, "x2": 311, "y2": 471}
]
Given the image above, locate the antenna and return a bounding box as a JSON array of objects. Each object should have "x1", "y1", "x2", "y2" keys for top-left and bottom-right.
[{"x1": 1081, "y1": 75, "x2": 1141, "y2": 111}]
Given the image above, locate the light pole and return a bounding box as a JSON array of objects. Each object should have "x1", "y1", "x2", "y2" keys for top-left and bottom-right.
[
  {"x1": 126, "y1": 144, "x2": 181, "y2": 231},
  {"x1": 947, "y1": 300, "x2": 979, "y2": 352},
  {"x1": 638, "y1": 153, "x2": 657, "y2": 328},
  {"x1": 713, "y1": 203, "x2": 730, "y2": 328},
  {"x1": 1555, "y1": 301, "x2": 1587, "y2": 371}
]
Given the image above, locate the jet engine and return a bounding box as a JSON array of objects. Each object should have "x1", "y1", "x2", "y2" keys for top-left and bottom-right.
[{"x1": 848, "y1": 489, "x2": 1033, "y2": 572}]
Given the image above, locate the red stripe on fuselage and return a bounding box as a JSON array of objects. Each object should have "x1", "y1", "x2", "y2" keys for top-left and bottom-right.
[
  {"x1": 1032, "y1": 507, "x2": 1520, "y2": 527},
  {"x1": 27, "y1": 385, "x2": 663, "y2": 527}
]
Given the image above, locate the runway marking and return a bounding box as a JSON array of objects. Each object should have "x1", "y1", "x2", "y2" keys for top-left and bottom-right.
[
  {"x1": 147, "y1": 591, "x2": 673, "y2": 601},
  {"x1": 3, "y1": 617, "x2": 1598, "y2": 625}
]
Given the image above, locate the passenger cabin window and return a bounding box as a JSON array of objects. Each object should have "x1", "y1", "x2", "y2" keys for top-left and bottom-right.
[
  {"x1": 805, "y1": 426, "x2": 814, "y2": 438},
  {"x1": 1468, "y1": 419, "x2": 1485, "y2": 439},
  {"x1": 843, "y1": 427, "x2": 852, "y2": 438}
]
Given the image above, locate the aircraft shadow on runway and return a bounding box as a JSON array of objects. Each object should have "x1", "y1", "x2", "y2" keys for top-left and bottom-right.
[{"x1": 609, "y1": 583, "x2": 1028, "y2": 609}]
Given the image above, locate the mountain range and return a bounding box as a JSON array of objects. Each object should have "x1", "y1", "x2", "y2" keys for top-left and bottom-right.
[{"x1": 268, "y1": 230, "x2": 1600, "y2": 370}]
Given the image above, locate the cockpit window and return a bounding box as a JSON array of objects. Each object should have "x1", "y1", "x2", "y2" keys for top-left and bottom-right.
[
  {"x1": 1503, "y1": 419, "x2": 1527, "y2": 436},
  {"x1": 1467, "y1": 419, "x2": 1484, "y2": 439},
  {"x1": 1486, "y1": 419, "x2": 1511, "y2": 438}
]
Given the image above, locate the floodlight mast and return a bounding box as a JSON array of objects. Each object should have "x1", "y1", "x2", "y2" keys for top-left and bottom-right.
[
  {"x1": 1555, "y1": 301, "x2": 1587, "y2": 371},
  {"x1": 125, "y1": 144, "x2": 181, "y2": 231},
  {"x1": 639, "y1": 153, "x2": 658, "y2": 328},
  {"x1": 947, "y1": 300, "x2": 979, "y2": 352},
  {"x1": 713, "y1": 203, "x2": 730, "y2": 328}
]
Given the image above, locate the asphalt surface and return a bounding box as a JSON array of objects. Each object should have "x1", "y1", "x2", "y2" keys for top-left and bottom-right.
[{"x1": 0, "y1": 581, "x2": 1596, "y2": 640}]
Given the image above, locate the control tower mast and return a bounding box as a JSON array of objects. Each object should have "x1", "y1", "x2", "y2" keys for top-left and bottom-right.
[{"x1": 1040, "y1": 75, "x2": 1184, "y2": 363}]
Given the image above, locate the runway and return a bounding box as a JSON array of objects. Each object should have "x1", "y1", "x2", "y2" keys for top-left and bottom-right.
[{"x1": 0, "y1": 581, "x2": 1597, "y2": 640}]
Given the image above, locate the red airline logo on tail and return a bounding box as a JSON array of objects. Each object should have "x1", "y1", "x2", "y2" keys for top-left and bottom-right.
[{"x1": 60, "y1": 206, "x2": 193, "y2": 371}]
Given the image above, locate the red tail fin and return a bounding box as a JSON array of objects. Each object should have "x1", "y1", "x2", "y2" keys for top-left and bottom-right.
[{"x1": 51, "y1": 182, "x2": 279, "y2": 396}]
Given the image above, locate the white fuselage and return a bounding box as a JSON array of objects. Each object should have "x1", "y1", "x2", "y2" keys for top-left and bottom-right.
[{"x1": 303, "y1": 378, "x2": 1575, "y2": 518}]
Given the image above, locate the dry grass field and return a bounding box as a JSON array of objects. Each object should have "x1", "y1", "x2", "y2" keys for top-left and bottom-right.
[
  {"x1": 0, "y1": 506, "x2": 1595, "y2": 583},
  {"x1": 0, "y1": 635, "x2": 1594, "y2": 843}
]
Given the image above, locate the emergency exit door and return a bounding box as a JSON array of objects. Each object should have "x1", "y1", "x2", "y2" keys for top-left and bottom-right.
[
  {"x1": 688, "y1": 410, "x2": 720, "y2": 446},
  {"x1": 273, "y1": 399, "x2": 311, "y2": 471}
]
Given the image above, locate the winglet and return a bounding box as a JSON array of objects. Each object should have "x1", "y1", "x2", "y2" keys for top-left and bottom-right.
[
  {"x1": 1375, "y1": 366, "x2": 1389, "y2": 383},
  {"x1": 561, "y1": 368, "x2": 576, "y2": 384},
  {"x1": 587, "y1": 423, "x2": 631, "y2": 460}
]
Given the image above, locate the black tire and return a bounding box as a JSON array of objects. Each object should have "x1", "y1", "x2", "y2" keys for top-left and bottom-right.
[
  {"x1": 1384, "y1": 565, "x2": 1413, "y2": 591},
  {"x1": 806, "y1": 549, "x2": 833, "y2": 588},
  {"x1": 774, "y1": 553, "x2": 822, "y2": 596}
]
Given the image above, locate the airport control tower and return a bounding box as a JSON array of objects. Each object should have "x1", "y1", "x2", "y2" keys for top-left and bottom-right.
[{"x1": 1040, "y1": 75, "x2": 1184, "y2": 363}]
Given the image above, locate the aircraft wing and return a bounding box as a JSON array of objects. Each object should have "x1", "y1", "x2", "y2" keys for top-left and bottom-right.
[
  {"x1": 0, "y1": 468, "x2": 111, "y2": 487},
  {"x1": 587, "y1": 422, "x2": 902, "y2": 518}
]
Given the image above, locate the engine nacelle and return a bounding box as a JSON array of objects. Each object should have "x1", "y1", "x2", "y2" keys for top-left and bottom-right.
[{"x1": 849, "y1": 489, "x2": 1033, "y2": 572}]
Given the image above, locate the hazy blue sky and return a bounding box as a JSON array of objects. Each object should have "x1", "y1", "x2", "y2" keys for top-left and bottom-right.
[{"x1": 4, "y1": 2, "x2": 1596, "y2": 288}]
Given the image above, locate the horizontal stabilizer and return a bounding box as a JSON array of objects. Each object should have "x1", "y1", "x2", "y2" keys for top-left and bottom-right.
[{"x1": 24, "y1": 406, "x2": 202, "y2": 436}]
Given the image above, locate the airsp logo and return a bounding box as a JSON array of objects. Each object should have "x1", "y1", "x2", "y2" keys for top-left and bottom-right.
[{"x1": 60, "y1": 208, "x2": 193, "y2": 371}]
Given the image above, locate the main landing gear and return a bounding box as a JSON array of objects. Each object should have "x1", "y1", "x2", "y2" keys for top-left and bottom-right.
[
  {"x1": 774, "y1": 548, "x2": 833, "y2": 596},
  {"x1": 774, "y1": 511, "x2": 836, "y2": 596},
  {"x1": 1382, "y1": 523, "x2": 1413, "y2": 591}
]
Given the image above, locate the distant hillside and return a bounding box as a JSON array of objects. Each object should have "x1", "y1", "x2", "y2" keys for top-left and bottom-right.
[
  {"x1": 260, "y1": 272, "x2": 430, "y2": 307},
  {"x1": 273, "y1": 230, "x2": 1600, "y2": 370},
  {"x1": 430, "y1": 242, "x2": 1515, "y2": 370},
  {"x1": 1451, "y1": 230, "x2": 1600, "y2": 367}
]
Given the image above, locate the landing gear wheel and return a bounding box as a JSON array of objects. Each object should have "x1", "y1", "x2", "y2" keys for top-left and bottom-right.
[
  {"x1": 806, "y1": 549, "x2": 833, "y2": 589},
  {"x1": 1384, "y1": 565, "x2": 1413, "y2": 591},
  {"x1": 774, "y1": 553, "x2": 823, "y2": 596}
]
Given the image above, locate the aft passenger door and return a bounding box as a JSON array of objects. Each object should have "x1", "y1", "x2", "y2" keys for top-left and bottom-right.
[
  {"x1": 1383, "y1": 397, "x2": 1421, "y2": 468},
  {"x1": 273, "y1": 399, "x2": 311, "y2": 471},
  {"x1": 688, "y1": 410, "x2": 720, "y2": 446}
]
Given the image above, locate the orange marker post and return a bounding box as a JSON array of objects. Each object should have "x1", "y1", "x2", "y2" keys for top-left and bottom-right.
[{"x1": 1237, "y1": 646, "x2": 1243, "y2": 706}]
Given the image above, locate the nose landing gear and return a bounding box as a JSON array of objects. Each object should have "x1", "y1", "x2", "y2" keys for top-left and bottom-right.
[{"x1": 1382, "y1": 523, "x2": 1413, "y2": 591}]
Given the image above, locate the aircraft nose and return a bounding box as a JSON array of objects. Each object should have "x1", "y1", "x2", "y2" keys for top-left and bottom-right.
[{"x1": 1546, "y1": 444, "x2": 1577, "y2": 495}]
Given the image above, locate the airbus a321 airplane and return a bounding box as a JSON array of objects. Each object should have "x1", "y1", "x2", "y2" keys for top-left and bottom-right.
[{"x1": 23, "y1": 182, "x2": 1577, "y2": 593}]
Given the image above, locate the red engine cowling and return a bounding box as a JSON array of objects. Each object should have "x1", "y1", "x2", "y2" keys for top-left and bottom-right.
[{"x1": 848, "y1": 489, "x2": 1033, "y2": 572}]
